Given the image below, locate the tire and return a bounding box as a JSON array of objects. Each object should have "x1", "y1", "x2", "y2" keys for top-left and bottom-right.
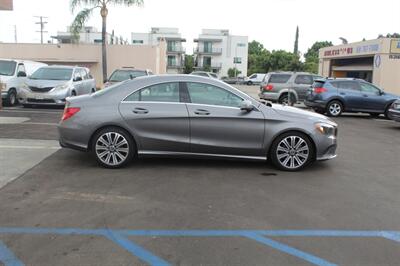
[
  {"x1": 326, "y1": 100, "x2": 343, "y2": 117},
  {"x1": 91, "y1": 88, "x2": 96, "y2": 93},
  {"x1": 369, "y1": 113, "x2": 380, "y2": 118},
  {"x1": 92, "y1": 127, "x2": 135, "y2": 169},
  {"x1": 270, "y1": 131, "x2": 315, "y2": 171},
  {"x1": 6, "y1": 89, "x2": 17, "y2": 106},
  {"x1": 71, "y1": 91, "x2": 77, "y2": 97},
  {"x1": 278, "y1": 94, "x2": 295, "y2": 106},
  {"x1": 384, "y1": 105, "x2": 392, "y2": 119},
  {"x1": 247, "y1": 81, "x2": 253, "y2": 86}
]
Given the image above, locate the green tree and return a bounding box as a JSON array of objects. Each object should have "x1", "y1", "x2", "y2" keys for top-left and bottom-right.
[
  {"x1": 228, "y1": 67, "x2": 241, "y2": 78},
  {"x1": 303, "y1": 41, "x2": 333, "y2": 73},
  {"x1": 183, "y1": 55, "x2": 194, "y2": 74},
  {"x1": 293, "y1": 26, "x2": 299, "y2": 55},
  {"x1": 70, "y1": 0, "x2": 143, "y2": 82}
]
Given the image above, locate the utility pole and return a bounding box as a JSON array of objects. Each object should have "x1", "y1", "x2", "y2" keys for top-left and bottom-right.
[
  {"x1": 34, "y1": 16, "x2": 48, "y2": 44},
  {"x1": 14, "y1": 25, "x2": 17, "y2": 43}
]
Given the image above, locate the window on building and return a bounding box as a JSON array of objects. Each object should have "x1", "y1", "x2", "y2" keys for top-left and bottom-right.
[
  {"x1": 237, "y1": 43, "x2": 246, "y2": 47},
  {"x1": 125, "y1": 82, "x2": 180, "y2": 102},
  {"x1": 203, "y1": 41, "x2": 212, "y2": 53},
  {"x1": 186, "y1": 82, "x2": 243, "y2": 108},
  {"x1": 132, "y1": 40, "x2": 144, "y2": 44},
  {"x1": 167, "y1": 56, "x2": 177, "y2": 67},
  {"x1": 167, "y1": 41, "x2": 176, "y2": 52},
  {"x1": 233, "y1": 57, "x2": 242, "y2": 64}
]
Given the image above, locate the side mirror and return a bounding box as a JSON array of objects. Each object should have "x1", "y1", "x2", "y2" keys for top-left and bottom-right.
[
  {"x1": 380, "y1": 90, "x2": 385, "y2": 95},
  {"x1": 74, "y1": 76, "x2": 82, "y2": 82},
  {"x1": 17, "y1": 71, "x2": 27, "y2": 77},
  {"x1": 240, "y1": 100, "x2": 254, "y2": 112}
]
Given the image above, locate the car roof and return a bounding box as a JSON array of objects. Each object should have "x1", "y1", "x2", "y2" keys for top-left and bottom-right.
[{"x1": 268, "y1": 71, "x2": 313, "y2": 75}]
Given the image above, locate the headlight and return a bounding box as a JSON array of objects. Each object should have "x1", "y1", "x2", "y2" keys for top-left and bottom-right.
[
  {"x1": 53, "y1": 83, "x2": 70, "y2": 91},
  {"x1": 315, "y1": 122, "x2": 337, "y2": 137}
]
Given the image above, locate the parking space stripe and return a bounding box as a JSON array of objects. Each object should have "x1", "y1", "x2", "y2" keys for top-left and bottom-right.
[
  {"x1": 0, "y1": 241, "x2": 24, "y2": 266},
  {"x1": 381, "y1": 232, "x2": 400, "y2": 243},
  {"x1": 104, "y1": 230, "x2": 170, "y2": 266},
  {"x1": 244, "y1": 233, "x2": 337, "y2": 266}
]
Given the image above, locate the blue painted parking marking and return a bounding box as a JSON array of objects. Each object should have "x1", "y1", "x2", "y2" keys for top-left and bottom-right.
[
  {"x1": 0, "y1": 240, "x2": 24, "y2": 266},
  {"x1": 1, "y1": 227, "x2": 400, "y2": 266}
]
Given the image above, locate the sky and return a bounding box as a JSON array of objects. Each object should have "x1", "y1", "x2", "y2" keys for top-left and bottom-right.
[{"x1": 0, "y1": 0, "x2": 399, "y2": 55}]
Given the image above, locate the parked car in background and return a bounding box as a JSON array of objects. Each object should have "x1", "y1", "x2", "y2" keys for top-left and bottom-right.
[
  {"x1": 104, "y1": 67, "x2": 153, "y2": 88},
  {"x1": 221, "y1": 76, "x2": 245, "y2": 84},
  {"x1": 305, "y1": 78, "x2": 400, "y2": 117},
  {"x1": 58, "y1": 75, "x2": 338, "y2": 171},
  {"x1": 245, "y1": 73, "x2": 266, "y2": 85},
  {"x1": 19, "y1": 65, "x2": 96, "y2": 107},
  {"x1": 190, "y1": 71, "x2": 219, "y2": 79},
  {"x1": 0, "y1": 59, "x2": 47, "y2": 106},
  {"x1": 387, "y1": 99, "x2": 400, "y2": 122},
  {"x1": 259, "y1": 72, "x2": 323, "y2": 105}
]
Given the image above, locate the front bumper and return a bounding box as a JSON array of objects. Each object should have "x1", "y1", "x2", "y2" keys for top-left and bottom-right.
[
  {"x1": 18, "y1": 89, "x2": 69, "y2": 106},
  {"x1": 388, "y1": 109, "x2": 400, "y2": 122}
]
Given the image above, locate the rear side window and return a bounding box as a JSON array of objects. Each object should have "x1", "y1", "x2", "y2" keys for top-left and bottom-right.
[
  {"x1": 125, "y1": 82, "x2": 180, "y2": 102},
  {"x1": 268, "y1": 74, "x2": 291, "y2": 84},
  {"x1": 337, "y1": 81, "x2": 360, "y2": 91},
  {"x1": 295, "y1": 75, "x2": 313, "y2": 85},
  {"x1": 312, "y1": 81, "x2": 326, "y2": 88}
]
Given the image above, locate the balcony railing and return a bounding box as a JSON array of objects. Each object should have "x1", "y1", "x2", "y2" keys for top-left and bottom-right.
[
  {"x1": 194, "y1": 63, "x2": 222, "y2": 69},
  {"x1": 167, "y1": 62, "x2": 184, "y2": 69},
  {"x1": 193, "y1": 47, "x2": 222, "y2": 55},
  {"x1": 167, "y1": 47, "x2": 186, "y2": 53}
]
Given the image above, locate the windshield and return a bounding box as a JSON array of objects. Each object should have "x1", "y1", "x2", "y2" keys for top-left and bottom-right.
[
  {"x1": 30, "y1": 68, "x2": 73, "y2": 80},
  {"x1": 109, "y1": 70, "x2": 147, "y2": 82},
  {"x1": 0, "y1": 60, "x2": 17, "y2": 76}
]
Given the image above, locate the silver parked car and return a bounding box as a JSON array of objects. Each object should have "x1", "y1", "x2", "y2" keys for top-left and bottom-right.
[
  {"x1": 58, "y1": 75, "x2": 338, "y2": 171},
  {"x1": 259, "y1": 72, "x2": 323, "y2": 105},
  {"x1": 104, "y1": 67, "x2": 153, "y2": 88},
  {"x1": 19, "y1": 65, "x2": 96, "y2": 107}
]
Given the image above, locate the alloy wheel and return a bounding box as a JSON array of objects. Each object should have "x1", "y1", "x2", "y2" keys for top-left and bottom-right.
[
  {"x1": 276, "y1": 136, "x2": 309, "y2": 169},
  {"x1": 95, "y1": 132, "x2": 130, "y2": 166},
  {"x1": 329, "y1": 103, "x2": 341, "y2": 116}
]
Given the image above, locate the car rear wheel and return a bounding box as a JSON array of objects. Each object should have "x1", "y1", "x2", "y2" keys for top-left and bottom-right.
[
  {"x1": 326, "y1": 100, "x2": 343, "y2": 117},
  {"x1": 270, "y1": 132, "x2": 314, "y2": 171},
  {"x1": 6, "y1": 89, "x2": 17, "y2": 106},
  {"x1": 92, "y1": 127, "x2": 135, "y2": 168},
  {"x1": 247, "y1": 81, "x2": 253, "y2": 85},
  {"x1": 278, "y1": 94, "x2": 295, "y2": 106}
]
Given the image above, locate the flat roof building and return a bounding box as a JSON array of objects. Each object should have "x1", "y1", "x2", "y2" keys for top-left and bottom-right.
[
  {"x1": 131, "y1": 27, "x2": 186, "y2": 74},
  {"x1": 319, "y1": 38, "x2": 400, "y2": 94},
  {"x1": 194, "y1": 29, "x2": 248, "y2": 78}
]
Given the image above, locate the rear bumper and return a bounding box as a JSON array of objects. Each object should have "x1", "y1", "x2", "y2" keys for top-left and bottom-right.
[
  {"x1": 258, "y1": 92, "x2": 280, "y2": 101},
  {"x1": 388, "y1": 109, "x2": 400, "y2": 122},
  {"x1": 304, "y1": 100, "x2": 327, "y2": 109}
]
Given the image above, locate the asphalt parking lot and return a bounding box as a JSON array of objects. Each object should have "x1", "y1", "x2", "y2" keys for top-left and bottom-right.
[{"x1": 1, "y1": 99, "x2": 400, "y2": 265}]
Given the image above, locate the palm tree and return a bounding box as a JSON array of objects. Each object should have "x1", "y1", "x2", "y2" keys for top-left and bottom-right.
[{"x1": 70, "y1": 0, "x2": 143, "y2": 82}]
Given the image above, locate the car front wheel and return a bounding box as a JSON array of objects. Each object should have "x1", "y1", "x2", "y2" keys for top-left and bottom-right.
[
  {"x1": 270, "y1": 132, "x2": 314, "y2": 171},
  {"x1": 92, "y1": 127, "x2": 135, "y2": 168}
]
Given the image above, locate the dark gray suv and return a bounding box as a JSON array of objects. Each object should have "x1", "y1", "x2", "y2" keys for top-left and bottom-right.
[{"x1": 259, "y1": 72, "x2": 323, "y2": 105}]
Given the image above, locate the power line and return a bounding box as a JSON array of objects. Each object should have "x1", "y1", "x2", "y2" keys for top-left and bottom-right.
[{"x1": 34, "y1": 16, "x2": 48, "y2": 44}]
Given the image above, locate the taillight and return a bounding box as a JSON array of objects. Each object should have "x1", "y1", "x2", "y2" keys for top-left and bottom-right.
[
  {"x1": 263, "y1": 84, "x2": 274, "y2": 91},
  {"x1": 314, "y1": 87, "x2": 327, "y2": 94},
  {"x1": 61, "y1": 107, "x2": 80, "y2": 121}
]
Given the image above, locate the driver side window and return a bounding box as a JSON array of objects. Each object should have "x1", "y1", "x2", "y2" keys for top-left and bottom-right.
[{"x1": 186, "y1": 82, "x2": 243, "y2": 108}]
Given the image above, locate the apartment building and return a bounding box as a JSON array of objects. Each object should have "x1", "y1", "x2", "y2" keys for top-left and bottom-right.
[
  {"x1": 194, "y1": 29, "x2": 248, "y2": 77},
  {"x1": 52, "y1": 26, "x2": 113, "y2": 44},
  {"x1": 131, "y1": 27, "x2": 186, "y2": 74}
]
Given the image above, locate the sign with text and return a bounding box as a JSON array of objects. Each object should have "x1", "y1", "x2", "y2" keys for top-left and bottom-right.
[
  {"x1": 0, "y1": 0, "x2": 13, "y2": 10},
  {"x1": 323, "y1": 43, "x2": 380, "y2": 58}
]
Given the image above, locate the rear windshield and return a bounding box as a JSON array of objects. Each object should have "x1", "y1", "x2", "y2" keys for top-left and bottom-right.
[
  {"x1": 30, "y1": 68, "x2": 73, "y2": 80},
  {"x1": 0, "y1": 60, "x2": 17, "y2": 76},
  {"x1": 109, "y1": 70, "x2": 147, "y2": 82},
  {"x1": 312, "y1": 81, "x2": 326, "y2": 88},
  {"x1": 268, "y1": 74, "x2": 291, "y2": 83}
]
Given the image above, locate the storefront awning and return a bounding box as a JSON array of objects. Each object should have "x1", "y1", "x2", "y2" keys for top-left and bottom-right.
[{"x1": 332, "y1": 65, "x2": 373, "y2": 71}]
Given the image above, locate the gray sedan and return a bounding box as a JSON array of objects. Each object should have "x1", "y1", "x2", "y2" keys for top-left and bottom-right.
[{"x1": 58, "y1": 75, "x2": 338, "y2": 171}]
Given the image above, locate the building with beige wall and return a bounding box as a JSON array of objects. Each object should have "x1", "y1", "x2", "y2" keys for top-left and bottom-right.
[
  {"x1": 319, "y1": 38, "x2": 400, "y2": 94},
  {"x1": 0, "y1": 42, "x2": 166, "y2": 88}
]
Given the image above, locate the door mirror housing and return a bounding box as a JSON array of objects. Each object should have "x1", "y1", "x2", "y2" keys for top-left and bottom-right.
[
  {"x1": 74, "y1": 76, "x2": 82, "y2": 82},
  {"x1": 240, "y1": 100, "x2": 254, "y2": 112},
  {"x1": 380, "y1": 90, "x2": 385, "y2": 95},
  {"x1": 17, "y1": 71, "x2": 27, "y2": 77}
]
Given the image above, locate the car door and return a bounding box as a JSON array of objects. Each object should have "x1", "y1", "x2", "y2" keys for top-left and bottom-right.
[
  {"x1": 359, "y1": 82, "x2": 387, "y2": 112},
  {"x1": 337, "y1": 81, "x2": 362, "y2": 111},
  {"x1": 79, "y1": 68, "x2": 91, "y2": 94},
  {"x1": 293, "y1": 74, "x2": 314, "y2": 101},
  {"x1": 15, "y1": 63, "x2": 27, "y2": 91},
  {"x1": 119, "y1": 82, "x2": 190, "y2": 152},
  {"x1": 184, "y1": 82, "x2": 265, "y2": 157},
  {"x1": 72, "y1": 69, "x2": 84, "y2": 95}
]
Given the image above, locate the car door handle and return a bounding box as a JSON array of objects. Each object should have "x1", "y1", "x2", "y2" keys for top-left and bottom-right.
[
  {"x1": 194, "y1": 109, "x2": 210, "y2": 115},
  {"x1": 132, "y1": 108, "x2": 149, "y2": 114}
]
